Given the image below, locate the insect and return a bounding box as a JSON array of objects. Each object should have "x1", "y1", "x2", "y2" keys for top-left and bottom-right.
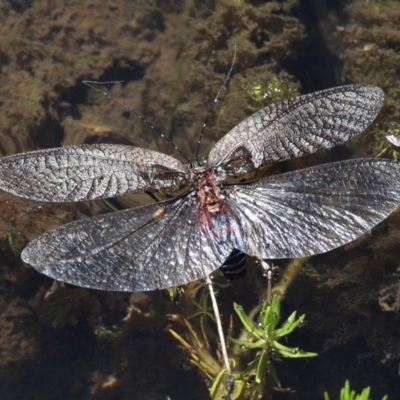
[
  {"x1": 1, "y1": 84, "x2": 400, "y2": 292},
  {"x1": 219, "y1": 249, "x2": 247, "y2": 281}
]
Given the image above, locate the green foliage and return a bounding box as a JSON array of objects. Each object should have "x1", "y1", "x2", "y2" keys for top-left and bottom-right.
[
  {"x1": 374, "y1": 122, "x2": 400, "y2": 160},
  {"x1": 169, "y1": 288, "x2": 317, "y2": 399},
  {"x1": 245, "y1": 76, "x2": 299, "y2": 110},
  {"x1": 231, "y1": 295, "x2": 317, "y2": 398},
  {"x1": 6, "y1": 232, "x2": 17, "y2": 252},
  {"x1": 323, "y1": 380, "x2": 388, "y2": 400},
  {"x1": 0, "y1": 231, "x2": 20, "y2": 259}
]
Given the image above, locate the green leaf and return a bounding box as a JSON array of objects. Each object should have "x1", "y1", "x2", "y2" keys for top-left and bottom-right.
[
  {"x1": 323, "y1": 392, "x2": 331, "y2": 400},
  {"x1": 324, "y1": 380, "x2": 389, "y2": 400},
  {"x1": 275, "y1": 313, "x2": 305, "y2": 338},
  {"x1": 341, "y1": 379, "x2": 351, "y2": 399},
  {"x1": 261, "y1": 296, "x2": 281, "y2": 331},
  {"x1": 229, "y1": 337, "x2": 266, "y2": 349},
  {"x1": 255, "y1": 350, "x2": 268, "y2": 384},
  {"x1": 361, "y1": 387, "x2": 371, "y2": 400},
  {"x1": 267, "y1": 357, "x2": 281, "y2": 387},
  {"x1": 273, "y1": 340, "x2": 318, "y2": 358},
  {"x1": 233, "y1": 303, "x2": 264, "y2": 339},
  {"x1": 240, "y1": 356, "x2": 261, "y2": 378}
]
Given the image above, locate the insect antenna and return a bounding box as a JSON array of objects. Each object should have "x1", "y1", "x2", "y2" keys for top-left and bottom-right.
[
  {"x1": 82, "y1": 80, "x2": 191, "y2": 163},
  {"x1": 194, "y1": 44, "x2": 237, "y2": 163}
]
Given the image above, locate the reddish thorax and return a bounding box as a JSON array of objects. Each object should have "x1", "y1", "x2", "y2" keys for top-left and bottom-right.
[{"x1": 194, "y1": 168, "x2": 224, "y2": 214}]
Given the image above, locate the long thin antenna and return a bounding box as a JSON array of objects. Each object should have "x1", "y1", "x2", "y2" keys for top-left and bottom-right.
[
  {"x1": 195, "y1": 44, "x2": 237, "y2": 162},
  {"x1": 82, "y1": 80, "x2": 191, "y2": 163},
  {"x1": 206, "y1": 275, "x2": 234, "y2": 400}
]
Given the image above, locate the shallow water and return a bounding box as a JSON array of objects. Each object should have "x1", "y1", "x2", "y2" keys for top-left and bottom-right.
[{"x1": 0, "y1": 0, "x2": 400, "y2": 399}]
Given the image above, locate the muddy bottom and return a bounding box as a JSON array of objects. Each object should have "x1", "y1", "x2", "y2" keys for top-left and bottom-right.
[{"x1": 0, "y1": 0, "x2": 400, "y2": 399}]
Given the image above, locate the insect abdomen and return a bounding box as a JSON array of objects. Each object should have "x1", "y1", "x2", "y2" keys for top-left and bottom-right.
[{"x1": 219, "y1": 249, "x2": 247, "y2": 281}]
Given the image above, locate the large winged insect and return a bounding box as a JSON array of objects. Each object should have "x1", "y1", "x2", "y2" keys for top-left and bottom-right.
[{"x1": 1, "y1": 84, "x2": 399, "y2": 291}]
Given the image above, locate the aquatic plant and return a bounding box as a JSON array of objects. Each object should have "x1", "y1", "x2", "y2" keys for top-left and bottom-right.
[
  {"x1": 245, "y1": 75, "x2": 299, "y2": 111},
  {"x1": 324, "y1": 379, "x2": 388, "y2": 400},
  {"x1": 230, "y1": 295, "x2": 317, "y2": 399},
  {"x1": 374, "y1": 122, "x2": 400, "y2": 160},
  {"x1": 169, "y1": 283, "x2": 316, "y2": 399}
]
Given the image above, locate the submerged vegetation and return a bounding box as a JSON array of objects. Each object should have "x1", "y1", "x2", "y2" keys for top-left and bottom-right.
[
  {"x1": 230, "y1": 296, "x2": 317, "y2": 399},
  {"x1": 244, "y1": 75, "x2": 299, "y2": 111},
  {"x1": 324, "y1": 380, "x2": 388, "y2": 400},
  {"x1": 168, "y1": 266, "x2": 317, "y2": 400}
]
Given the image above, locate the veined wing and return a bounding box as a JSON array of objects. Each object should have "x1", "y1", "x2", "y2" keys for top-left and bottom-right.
[
  {"x1": 225, "y1": 159, "x2": 400, "y2": 259},
  {"x1": 21, "y1": 194, "x2": 237, "y2": 291},
  {"x1": 0, "y1": 144, "x2": 187, "y2": 202},
  {"x1": 208, "y1": 85, "x2": 384, "y2": 172}
]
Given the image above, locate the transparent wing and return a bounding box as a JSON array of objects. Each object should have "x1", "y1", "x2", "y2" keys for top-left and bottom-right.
[
  {"x1": 225, "y1": 159, "x2": 400, "y2": 258},
  {"x1": 0, "y1": 144, "x2": 187, "y2": 202},
  {"x1": 208, "y1": 85, "x2": 384, "y2": 172},
  {"x1": 21, "y1": 194, "x2": 238, "y2": 291}
]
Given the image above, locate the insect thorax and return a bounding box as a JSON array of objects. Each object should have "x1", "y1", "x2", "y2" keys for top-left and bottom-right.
[{"x1": 191, "y1": 167, "x2": 224, "y2": 214}]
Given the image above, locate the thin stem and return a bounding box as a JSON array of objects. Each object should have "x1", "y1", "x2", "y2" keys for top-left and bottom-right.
[{"x1": 206, "y1": 275, "x2": 233, "y2": 400}]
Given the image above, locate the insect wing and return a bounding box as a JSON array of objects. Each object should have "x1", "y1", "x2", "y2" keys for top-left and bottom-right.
[
  {"x1": 0, "y1": 144, "x2": 187, "y2": 202},
  {"x1": 225, "y1": 159, "x2": 400, "y2": 259},
  {"x1": 21, "y1": 194, "x2": 237, "y2": 291},
  {"x1": 208, "y1": 85, "x2": 384, "y2": 172}
]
